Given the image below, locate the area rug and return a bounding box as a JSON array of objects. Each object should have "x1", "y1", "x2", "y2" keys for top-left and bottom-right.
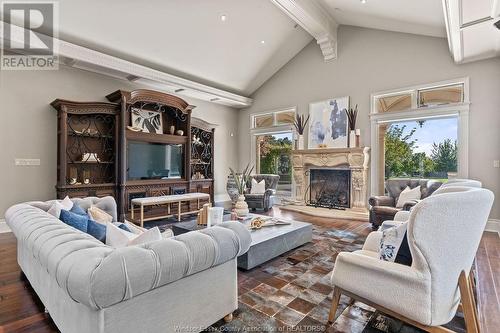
[{"x1": 194, "y1": 224, "x2": 467, "y2": 333}]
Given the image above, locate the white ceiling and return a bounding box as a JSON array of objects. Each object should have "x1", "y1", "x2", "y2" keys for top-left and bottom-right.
[
  {"x1": 3, "y1": 0, "x2": 462, "y2": 100},
  {"x1": 56, "y1": 0, "x2": 313, "y2": 96},
  {"x1": 320, "y1": 0, "x2": 446, "y2": 38}
]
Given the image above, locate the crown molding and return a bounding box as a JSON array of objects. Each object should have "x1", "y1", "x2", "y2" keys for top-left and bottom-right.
[
  {"x1": 0, "y1": 21, "x2": 253, "y2": 108},
  {"x1": 271, "y1": 0, "x2": 338, "y2": 61}
]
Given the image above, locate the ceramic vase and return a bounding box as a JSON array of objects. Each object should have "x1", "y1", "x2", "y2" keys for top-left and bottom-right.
[
  {"x1": 297, "y1": 135, "x2": 305, "y2": 150},
  {"x1": 349, "y1": 130, "x2": 356, "y2": 148},
  {"x1": 234, "y1": 194, "x2": 249, "y2": 217}
]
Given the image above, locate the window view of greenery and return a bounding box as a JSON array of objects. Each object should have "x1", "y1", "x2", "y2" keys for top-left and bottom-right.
[
  {"x1": 258, "y1": 133, "x2": 292, "y2": 197},
  {"x1": 384, "y1": 117, "x2": 458, "y2": 180}
]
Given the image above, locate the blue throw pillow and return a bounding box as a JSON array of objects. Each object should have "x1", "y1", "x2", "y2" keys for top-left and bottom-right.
[
  {"x1": 60, "y1": 210, "x2": 88, "y2": 233},
  {"x1": 70, "y1": 203, "x2": 87, "y2": 216},
  {"x1": 87, "y1": 219, "x2": 106, "y2": 242},
  {"x1": 118, "y1": 223, "x2": 131, "y2": 233}
]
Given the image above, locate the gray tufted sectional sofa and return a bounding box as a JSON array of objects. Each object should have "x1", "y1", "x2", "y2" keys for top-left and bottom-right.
[{"x1": 5, "y1": 196, "x2": 251, "y2": 333}]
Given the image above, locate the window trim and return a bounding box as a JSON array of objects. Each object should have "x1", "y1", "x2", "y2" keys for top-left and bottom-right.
[
  {"x1": 250, "y1": 107, "x2": 297, "y2": 129},
  {"x1": 369, "y1": 78, "x2": 470, "y2": 196},
  {"x1": 371, "y1": 77, "x2": 470, "y2": 114}
]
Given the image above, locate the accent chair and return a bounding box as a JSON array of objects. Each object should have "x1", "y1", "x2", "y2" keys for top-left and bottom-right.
[
  {"x1": 381, "y1": 179, "x2": 482, "y2": 231},
  {"x1": 369, "y1": 178, "x2": 442, "y2": 230},
  {"x1": 244, "y1": 174, "x2": 280, "y2": 211},
  {"x1": 329, "y1": 186, "x2": 494, "y2": 333}
]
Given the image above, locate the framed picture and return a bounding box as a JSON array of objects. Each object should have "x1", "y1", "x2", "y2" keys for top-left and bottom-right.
[
  {"x1": 308, "y1": 96, "x2": 349, "y2": 149},
  {"x1": 131, "y1": 108, "x2": 163, "y2": 134}
]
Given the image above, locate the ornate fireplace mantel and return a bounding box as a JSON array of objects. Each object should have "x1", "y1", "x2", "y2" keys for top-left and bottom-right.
[{"x1": 291, "y1": 147, "x2": 370, "y2": 210}]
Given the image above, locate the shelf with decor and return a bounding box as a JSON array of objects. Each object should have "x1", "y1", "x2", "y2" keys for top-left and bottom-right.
[
  {"x1": 125, "y1": 129, "x2": 188, "y2": 144},
  {"x1": 51, "y1": 100, "x2": 120, "y2": 199},
  {"x1": 190, "y1": 117, "x2": 216, "y2": 201},
  {"x1": 106, "y1": 89, "x2": 196, "y2": 220}
]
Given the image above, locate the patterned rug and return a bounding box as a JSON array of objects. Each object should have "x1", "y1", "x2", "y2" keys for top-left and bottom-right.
[{"x1": 151, "y1": 218, "x2": 466, "y2": 332}]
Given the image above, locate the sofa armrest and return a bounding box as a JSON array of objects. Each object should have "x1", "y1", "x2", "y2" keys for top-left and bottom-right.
[
  {"x1": 362, "y1": 231, "x2": 383, "y2": 252},
  {"x1": 369, "y1": 196, "x2": 395, "y2": 207},
  {"x1": 402, "y1": 200, "x2": 420, "y2": 211},
  {"x1": 394, "y1": 210, "x2": 411, "y2": 221}
]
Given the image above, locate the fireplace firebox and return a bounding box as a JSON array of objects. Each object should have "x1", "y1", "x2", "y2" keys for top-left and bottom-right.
[{"x1": 308, "y1": 168, "x2": 351, "y2": 209}]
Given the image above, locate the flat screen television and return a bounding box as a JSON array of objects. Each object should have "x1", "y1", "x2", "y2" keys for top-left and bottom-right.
[{"x1": 127, "y1": 141, "x2": 184, "y2": 180}]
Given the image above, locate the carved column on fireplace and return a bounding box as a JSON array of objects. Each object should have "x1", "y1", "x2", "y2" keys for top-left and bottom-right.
[{"x1": 291, "y1": 147, "x2": 370, "y2": 210}]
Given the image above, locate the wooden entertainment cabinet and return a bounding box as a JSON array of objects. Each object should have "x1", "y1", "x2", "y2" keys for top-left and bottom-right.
[{"x1": 52, "y1": 89, "x2": 215, "y2": 222}]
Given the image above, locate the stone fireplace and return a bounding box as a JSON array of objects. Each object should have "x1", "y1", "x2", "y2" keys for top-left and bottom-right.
[
  {"x1": 290, "y1": 147, "x2": 370, "y2": 211},
  {"x1": 309, "y1": 168, "x2": 351, "y2": 209}
]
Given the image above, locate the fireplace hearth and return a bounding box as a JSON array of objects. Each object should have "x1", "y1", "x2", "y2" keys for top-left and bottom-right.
[{"x1": 309, "y1": 168, "x2": 351, "y2": 209}]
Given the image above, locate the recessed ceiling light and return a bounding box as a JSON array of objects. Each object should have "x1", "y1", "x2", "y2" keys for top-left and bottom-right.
[
  {"x1": 360, "y1": 0, "x2": 367, "y2": 3},
  {"x1": 260, "y1": 40, "x2": 265, "y2": 44},
  {"x1": 220, "y1": 14, "x2": 227, "y2": 22}
]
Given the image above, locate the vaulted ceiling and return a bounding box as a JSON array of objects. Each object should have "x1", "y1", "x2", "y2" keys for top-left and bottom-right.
[
  {"x1": 57, "y1": 0, "x2": 313, "y2": 96},
  {"x1": 320, "y1": 0, "x2": 446, "y2": 38},
  {"x1": 3, "y1": 0, "x2": 498, "y2": 106}
]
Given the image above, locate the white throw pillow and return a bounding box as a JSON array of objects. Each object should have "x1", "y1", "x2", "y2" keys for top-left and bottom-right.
[
  {"x1": 396, "y1": 186, "x2": 421, "y2": 208},
  {"x1": 47, "y1": 196, "x2": 73, "y2": 218},
  {"x1": 60, "y1": 196, "x2": 74, "y2": 210},
  {"x1": 124, "y1": 220, "x2": 147, "y2": 234},
  {"x1": 47, "y1": 201, "x2": 65, "y2": 218},
  {"x1": 379, "y1": 222, "x2": 408, "y2": 262},
  {"x1": 250, "y1": 178, "x2": 266, "y2": 194},
  {"x1": 106, "y1": 222, "x2": 162, "y2": 248}
]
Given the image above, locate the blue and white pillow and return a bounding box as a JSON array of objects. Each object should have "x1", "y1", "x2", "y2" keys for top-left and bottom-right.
[{"x1": 379, "y1": 222, "x2": 408, "y2": 262}]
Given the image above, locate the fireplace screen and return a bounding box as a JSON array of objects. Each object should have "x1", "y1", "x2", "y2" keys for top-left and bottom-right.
[{"x1": 309, "y1": 168, "x2": 351, "y2": 209}]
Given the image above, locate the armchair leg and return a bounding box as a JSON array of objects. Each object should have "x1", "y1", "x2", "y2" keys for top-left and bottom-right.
[
  {"x1": 224, "y1": 313, "x2": 233, "y2": 323},
  {"x1": 458, "y1": 271, "x2": 481, "y2": 333},
  {"x1": 328, "y1": 286, "x2": 342, "y2": 324}
]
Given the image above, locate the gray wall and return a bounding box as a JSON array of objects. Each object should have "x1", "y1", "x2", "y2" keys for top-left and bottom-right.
[
  {"x1": 238, "y1": 26, "x2": 500, "y2": 219},
  {"x1": 0, "y1": 66, "x2": 239, "y2": 217}
]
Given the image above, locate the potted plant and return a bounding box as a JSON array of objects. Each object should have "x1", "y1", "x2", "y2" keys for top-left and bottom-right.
[
  {"x1": 293, "y1": 113, "x2": 310, "y2": 150},
  {"x1": 229, "y1": 163, "x2": 254, "y2": 217},
  {"x1": 345, "y1": 105, "x2": 358, "y2": 148}
]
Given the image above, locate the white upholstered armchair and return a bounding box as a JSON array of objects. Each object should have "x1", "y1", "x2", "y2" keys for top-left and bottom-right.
[{"x1": 329, "y1": 187, "x2": 494, "y2": 332}]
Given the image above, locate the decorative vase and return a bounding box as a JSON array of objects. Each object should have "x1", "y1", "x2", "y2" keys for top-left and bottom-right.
[
  {"x1": 355, "y1": 129, "x2": 361, "y2": 147},
  {"x1": 349, "y1": 130, "x2": 356, "y2": 148},
  {"x1": 234, "y1": 194, "x2": 249, "y2": 217},
  {"x1": 169, "y1": 125, "x2": 175, "y2": 135},
  {"x1": 226, "y1": 175, "x2": 240, "y2": 203},
  {"x1": 297, "y1": 135, "x2": 305, "y2": 150}
]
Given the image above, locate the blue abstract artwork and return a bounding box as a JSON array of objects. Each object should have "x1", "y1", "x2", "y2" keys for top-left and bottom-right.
[{"x1": 308, "y1": 96, "x2": 349, "y2": 148}]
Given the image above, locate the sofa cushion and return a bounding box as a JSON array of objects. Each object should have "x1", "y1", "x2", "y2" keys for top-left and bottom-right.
[
  {"x1": 112, "y1": 222, "x2": 132, "y2": 232},
  {"x1": 106, "y1": 222, "x2": 161, "y2": 247},
  {"x1": 379, "y1": 222, "x2": 412, "y2": 266},
  {"x1": 47, "y1": 201, "x2": 65, "y2": 218},
  {"x1": 88, "y1": 205, "x2": 113, "y2": 224},
  {"x1": 88, "y1": 219, "x2": 107, "y2": 242},
  {"x1": 60, "y1": 209, "x2": 89, "y2": 233},
  {"x1": 396, "y1": 186, "x2": 421, "y2": 208},
  {"x1": 70, "y1": 203, "x2": 88, "y2": 216}
]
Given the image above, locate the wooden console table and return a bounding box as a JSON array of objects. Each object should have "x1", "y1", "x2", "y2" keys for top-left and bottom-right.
[{"x1": 131, "y1": 193, "x2": 210, "y2": 226}]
